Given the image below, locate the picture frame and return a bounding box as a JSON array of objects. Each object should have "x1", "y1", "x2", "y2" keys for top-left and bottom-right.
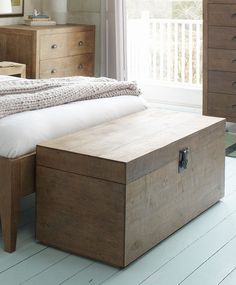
[{"x1": 0, "y1": 0, "x2": 24, "y2": 17}]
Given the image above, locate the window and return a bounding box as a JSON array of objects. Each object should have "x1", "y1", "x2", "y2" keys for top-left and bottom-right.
[
  {"x1": 102, "y1": 0, "x2": 203, "y2": 109},
  {"x1": 125, "y1": 0, "x2": 203, "y2": 108}
]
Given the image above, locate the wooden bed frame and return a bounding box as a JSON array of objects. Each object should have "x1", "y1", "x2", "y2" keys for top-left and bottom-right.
[{"x1": 0, "y1": 153, "x2": 35, "y2": 252}]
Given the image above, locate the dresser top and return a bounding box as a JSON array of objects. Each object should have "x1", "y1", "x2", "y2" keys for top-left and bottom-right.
[{"x1": 0, "y1": 24, "x2": 95, "y2": 33}]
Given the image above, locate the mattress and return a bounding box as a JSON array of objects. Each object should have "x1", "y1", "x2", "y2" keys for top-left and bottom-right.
[{"x1": 0, "y1": 75, "x2": 148, "y2": 158}]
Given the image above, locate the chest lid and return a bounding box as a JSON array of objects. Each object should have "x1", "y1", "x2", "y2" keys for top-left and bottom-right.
[{"x1": 37, "y1": 109, "x2": 225, "y2": 184}]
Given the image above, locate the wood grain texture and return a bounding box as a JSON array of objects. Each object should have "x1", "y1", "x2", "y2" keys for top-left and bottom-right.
[
  {"x1": 0, "y1": 24, "x2": 95, "y2": 79},
  {"x1": 0, "y1": 157, "x2": 21, "y2": 252},
  {"x1": 209, "y1": 4, "x2": 236, "y2": 27},
  {"x1": 0, "y1": 157, "x2": 234, "y2": 285},
  {"x1": 209, "y1": 26, "x2": 236, "y2": 50},
  {"x1": 0, "y1": 62, "x2": 26, "y2": 78},
  {"x1": 37, "y1": 109, "x2": 225, "y2": 184},
  {"x1": 125, "y1": 125, "x2": 225, "y2": 265},
  {"x1": 203, "y1": 0, "x2": 208, "y2": 115},
  {"x1": 0, "y1": 153, "x2": 35, "y2": 252},
  {"x1": 208, "y1": 71, "x2": 236, "y2": 95},
  {"x1": 40, "y1": 31, "x2": 95, "y2": 60},
  {"x1": 19, "y1": 154, "x2": 36, "y2": 196},
  {"x1": 39, "y1": 54, "x2": 94, "y2": 79},
  {"x1": 36, "y1": 109, "x2": 226, "y2": 267},
  {"x1": 0, "y1": 30, "x2": 35, "y2": 78},
  {"x1": 208, "y1": 0, "x2": 236, "y2": 3},
  {"x1": 204, "y1": 1, "x2": 236, "y2": 121},
  {"x1": 36, "y1": 166, "x2": 126, "y2": 267},
  {"x1": 208, "y1": 49, "x2": 236, "y2": 72},
  {"x1": 208, "y1": 93, "x2": 236, "y2": 122}
]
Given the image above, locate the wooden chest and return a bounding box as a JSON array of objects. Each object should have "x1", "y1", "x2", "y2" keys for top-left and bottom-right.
[
  {"x1": 0, "y1": 24, "x2": 95, "y2": 79},
  {"x1": 36, "y1": 109, "x2": 225, "y2": 267},
  {"x1": 204, "y1": 0, "x2": 236, "y2": 122}
]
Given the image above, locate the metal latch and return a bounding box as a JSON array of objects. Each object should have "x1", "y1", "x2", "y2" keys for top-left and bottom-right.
[{"x1": 178, "y1": 148, "x2": 189, "y2": 173}]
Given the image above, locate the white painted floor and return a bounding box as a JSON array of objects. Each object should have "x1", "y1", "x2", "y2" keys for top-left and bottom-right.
[{"x1": 0, "y1": 158, "x2": 235, "y2": 285}]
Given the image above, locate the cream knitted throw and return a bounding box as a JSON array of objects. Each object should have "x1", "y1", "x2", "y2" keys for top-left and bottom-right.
[{"x1": 0, "y1": 77, "x2": 141, "y2": 119}]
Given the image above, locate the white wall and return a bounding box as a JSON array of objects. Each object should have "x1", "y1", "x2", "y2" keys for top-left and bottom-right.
[
  {"x1": 67, "y1": 0, "x2": 102, "y2": 76},
  {"x1": 0, "y1": 0, "x2": 41, "y2": 25}
]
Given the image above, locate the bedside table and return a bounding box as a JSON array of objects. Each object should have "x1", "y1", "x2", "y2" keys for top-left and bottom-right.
[{"x1": 0, "y1": 62, "x2": 26, "y2": 78}]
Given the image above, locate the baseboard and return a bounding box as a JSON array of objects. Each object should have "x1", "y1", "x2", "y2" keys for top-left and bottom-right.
[{"x1": 146, "y1": 99, "x2": 202, "y2": 114}]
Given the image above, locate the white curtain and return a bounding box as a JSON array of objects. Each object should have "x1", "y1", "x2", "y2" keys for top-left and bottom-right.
[{"x1": 100, "y1": 0, "x2": 127, "y2": 80}]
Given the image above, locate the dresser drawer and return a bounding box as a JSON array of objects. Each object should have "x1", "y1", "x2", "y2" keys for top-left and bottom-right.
[
  {"x1": 208, "y1": 71, "x2": 236, "y2": 95},
  {"x1": 40, "y1": 31, "x2": 95, "y2": 60},
  {"x1": 39, "y1": 54, "x2": 94, "y2": 79},
  {"x1": 209, "y1": 49, "x2": 236, "y2": 72},
  {"x1": 209, "y1": 1, "x2": 236, "y2": 3},
  {"x1": 209, "y1": 4, "x2": 236, "y2": 26},
  {"x1": 67, "y1": 31, "x2": 95, "y2": 57},
  {"x1": 208, "y1": 93, "x2": 236, "y2": 120},
  {"x1": 40, "y1": 33, "x2": 67, "y2": 60},
  {"x1": 209, "y1": 26, "x2": 236, "y2": 49}
]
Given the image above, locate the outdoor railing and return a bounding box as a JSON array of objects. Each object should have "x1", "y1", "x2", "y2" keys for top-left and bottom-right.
[{"x1": 127, "y1": 15, "x2": 203, "y2": 87}]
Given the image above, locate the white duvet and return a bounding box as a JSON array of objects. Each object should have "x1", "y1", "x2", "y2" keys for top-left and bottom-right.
[{"x1": 0, "y1": 76, "x2": 148, "y2": 158}]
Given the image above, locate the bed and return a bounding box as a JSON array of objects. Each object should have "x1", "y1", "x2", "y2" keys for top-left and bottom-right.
[{"x1": 0, "y1": 75, "x2": 148, "y2": 252}]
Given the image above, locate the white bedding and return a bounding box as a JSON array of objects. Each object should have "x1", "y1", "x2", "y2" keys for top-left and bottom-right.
[{"x1": 0, "y1": 76, "x2": 148, "y2": 158}]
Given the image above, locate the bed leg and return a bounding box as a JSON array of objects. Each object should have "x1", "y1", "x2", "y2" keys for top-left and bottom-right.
[{"x1": 0, "y1": 159, "x2": 21, "y2": 253}]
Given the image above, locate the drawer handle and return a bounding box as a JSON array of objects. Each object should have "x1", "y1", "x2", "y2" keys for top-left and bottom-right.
[
  {"x1": 232, "y1": 36, "x2": 236, "y2": 41},
  {"x1": 51, "y1": 69, "x2": 57, "y2": 74},
  {"x1": 232, "y1": 13, "x2": 236, "y2": 18},
  {"x1": 232, "y1": 81, "x2": 236, "y2": 86},
  {"x1": 232, "y1": 59, "x2": 236, "y2": 63},
  {"x1": 51, "y1": 44, "x2": 58, "y2": 49},
  {"x1": 78, "y1": 64, "x2": 84, "y2": 70},
  {"x1": 78, "y1": 41, "x2": 84, "y2": 46},
  {"x1": 232, "y1": 105, "x2": 236, "y2": 109}
]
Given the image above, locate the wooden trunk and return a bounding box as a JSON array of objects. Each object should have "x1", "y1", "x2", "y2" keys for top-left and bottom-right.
[{"x1": 36, "y1": 109, "x2": 226, "y2": 267}]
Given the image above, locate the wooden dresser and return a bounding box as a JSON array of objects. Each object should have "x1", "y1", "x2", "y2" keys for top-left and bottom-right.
[
  {"x1": 204, "y1": 0, "x2": 236, "y2": 122},
  {"x1": 0, "y1": 24, "x2": 95, "y2": 79}
]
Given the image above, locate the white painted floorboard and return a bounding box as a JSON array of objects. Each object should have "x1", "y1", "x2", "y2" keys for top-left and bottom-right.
[
  {"x1": 220, "y1": 268, "x2": 236, "y2": 285},
  {"x1": 0, "y1": 158, "x2": 235, "y2": 285}
]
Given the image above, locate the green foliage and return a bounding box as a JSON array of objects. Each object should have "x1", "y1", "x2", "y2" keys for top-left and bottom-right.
[
  {"x1": 172, "y1": 1, "x2": 202, "y2": 20},
  {"x1": 126, "y1": 0, "x2": 202, "y2": 20}
]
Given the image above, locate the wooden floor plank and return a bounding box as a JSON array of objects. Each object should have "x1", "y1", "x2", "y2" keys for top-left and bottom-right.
[
  {"x1": 225, "y1": 158, "x2": 236, "y2": 179},
  {"x1": 22, "y1": 255, "x2": 93, "y2": 285},
  {"x1": 0, "y1": 224, "x2": 34, "y2": 260},
  {"x1": 61, "y1": 263, "x2": 118, "y2": 285},
  {"x1": 220, "y1": 267, "x2": 236, "y2": 285},
  {"x1": 138, "y1": 213, "x2": 236, "y2": 285},
  {"x1": 21, "y1": 194, "x2": 35, "y2": 212},
  {"x1": 0, "y1": 248, "x2": 68, "y2": 285},
  {"x1": 180, "y1": 236, "x2": 236, "y2": 285},
  {"x1": 225, "y1": 175, "x2": 236, "y2": 197},
  {"x1": 0, "y1": 242, "x2": 46, "y2": 274}
]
